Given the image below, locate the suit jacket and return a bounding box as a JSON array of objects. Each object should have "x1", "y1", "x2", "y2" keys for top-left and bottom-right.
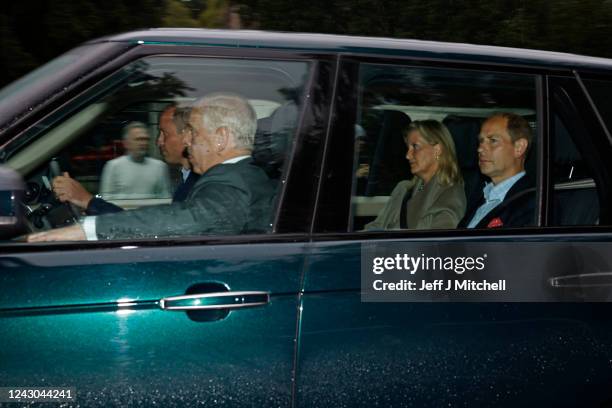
[
  {"x1": 458, "y1": 174, "x2": 536, "y2": 229},
  {"x1": 365, "y1": 174, "x2": 466, "y2": 230},
  {"x1": 172, "y1": 170, "x2": 199, "y2": 202},
  {"x1": 86, "y1": 170, "x2": 200, "y2": 215},
  {"x1": 86, "y1": 197, "x2": 124, "y2": 215},
  {"x1": 94, "y1": 159, "x2": 276, "y2": 240}
]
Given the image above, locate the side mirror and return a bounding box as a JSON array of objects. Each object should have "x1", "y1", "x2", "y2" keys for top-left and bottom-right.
[{"x1": 0, "y1": 166, "x2": 26, "y2": 239}]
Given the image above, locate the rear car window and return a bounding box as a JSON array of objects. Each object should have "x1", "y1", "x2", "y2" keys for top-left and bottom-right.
[{"x1": 350, "y1": 63, "x2": 538, "y2": 232}]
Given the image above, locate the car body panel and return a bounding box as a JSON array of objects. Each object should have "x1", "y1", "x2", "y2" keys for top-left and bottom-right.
[
  {"x1": 93, "y1": 29, "x2": 612, "y2": 73},
  {"x1": 0, "y1": 241, "x2": 307, "y2": 406},
  {"x1": 297, "y1": 237, "x2": 612, "y2": 407}
]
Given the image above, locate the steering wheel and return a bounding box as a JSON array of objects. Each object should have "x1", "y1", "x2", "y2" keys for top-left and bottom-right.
[{"x1": 22, "y1": 159, "x2": 81, "y2": 232}]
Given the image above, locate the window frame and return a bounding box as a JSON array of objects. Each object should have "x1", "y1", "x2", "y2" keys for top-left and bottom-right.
[
  {"x1": 1, "y1": 44, "x2": 337, "y2": 251},
  {"x1": 546, "y1": 74, "x2": 612, "y2": 227},
  {"x1": 312, "y1": 53, "x2": 558, "y2": 238}
]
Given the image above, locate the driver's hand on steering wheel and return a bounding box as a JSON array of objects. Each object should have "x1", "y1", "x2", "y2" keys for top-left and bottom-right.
[{"x1": 53, "y1": 172, "x2": 94, "y2": 209}]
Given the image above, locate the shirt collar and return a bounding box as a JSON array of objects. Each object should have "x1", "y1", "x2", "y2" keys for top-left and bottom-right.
[
  {"x1": 180, "y1": 167, "x2": 191, "y2": 182},
  {"x1": 222, "y1": 155, "x2": 251, "y2": 164},
  {"x1": 483, "y1": 171, "x2": 525, "y2": 202}
]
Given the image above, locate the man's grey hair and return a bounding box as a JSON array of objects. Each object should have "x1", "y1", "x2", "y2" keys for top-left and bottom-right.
[
  {"x1": 122, "y1": 121, "x2": 148, "y2": 140},
  {"x1": 195, "y1": 93, "x2": 257, "y2": 150}
]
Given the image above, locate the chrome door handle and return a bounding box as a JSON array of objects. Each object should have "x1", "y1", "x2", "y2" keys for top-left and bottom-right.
[
  {"x1": 159, "y1": 291, "x2": 270, "y2": 311},
  {"x1": 549, "y1": 272, "x2": 612, "y2": 288}
]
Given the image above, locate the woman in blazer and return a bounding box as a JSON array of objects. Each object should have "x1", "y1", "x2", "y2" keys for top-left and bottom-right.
[{"x1": 365, "y1": 120, "x2": 466, "y2": 230}]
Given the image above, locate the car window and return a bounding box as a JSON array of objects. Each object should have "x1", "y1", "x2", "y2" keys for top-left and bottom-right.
[
  {"x1": 349, "y1": 63, "x2": 538, "y2": 232},
  {"x1": 6, "y1": 56, "x2": 311, "y2": 240},
  {"x1": 549, "y1": 78, "x2": 604, "y2": 226}
]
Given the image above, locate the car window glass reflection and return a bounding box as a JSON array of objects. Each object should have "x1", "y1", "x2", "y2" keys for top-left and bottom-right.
[
  {"x1": 7, "y1": 56, "x2": 311, "y2": 241},
  {"x1": 350, "y1": 64, "x2": 538, "y2": 232}
]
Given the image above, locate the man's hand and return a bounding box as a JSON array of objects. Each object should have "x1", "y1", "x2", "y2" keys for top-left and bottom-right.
[
  {"x1": 27, "y1": 224, "x2": 86, "y2": 242},
  {"x1": 356, "y1": 163, "x2": 370, "y2": 178},
  {"x1": 53, "y1": 172, "x2": 93, "y2": 209}
]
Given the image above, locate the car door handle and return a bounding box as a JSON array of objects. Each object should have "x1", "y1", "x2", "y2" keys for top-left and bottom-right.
[
  {"x1": 159, "y1": 291, "x2": 270, "y2": 311},
  {"x1": 549, "y1": 272, "x2": 612, "y2": 288}
]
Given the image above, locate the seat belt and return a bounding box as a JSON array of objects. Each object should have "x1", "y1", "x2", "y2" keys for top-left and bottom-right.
[{"x1": 399, "y1": 187, "x2": 413, "y2": 229}]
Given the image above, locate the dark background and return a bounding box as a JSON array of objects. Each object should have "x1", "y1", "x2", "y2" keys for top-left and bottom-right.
[{"x1": 3, "y1": 0, "x2": 612, "y2": 88}]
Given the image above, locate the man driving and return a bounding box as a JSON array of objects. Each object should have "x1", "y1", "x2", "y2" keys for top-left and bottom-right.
[
  {"x1": 28, "y1": 93, "x2": 275, "y2": 241},
  {"x1": 53, "y1": 104, "x2": 197, "y2": 214}
]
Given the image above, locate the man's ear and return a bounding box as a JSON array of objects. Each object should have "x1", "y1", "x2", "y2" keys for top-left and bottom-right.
[
  {"x1": 514, "y1": 138, "x2": 528, "y2": 158},
  {"x1": 214, "y1": 126, "x2": 230, "y2": 152}
]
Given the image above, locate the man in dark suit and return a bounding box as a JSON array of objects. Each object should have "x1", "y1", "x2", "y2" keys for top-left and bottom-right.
[
  {"x1": 52, "y1": 105, "x2": 197, "y2": 214},
  {"x1": 29, "y1": 93, "x2": 275, "y2": 241},
  {"x1": 459, "y1": 112, "x2": 535, "y2": 229}
]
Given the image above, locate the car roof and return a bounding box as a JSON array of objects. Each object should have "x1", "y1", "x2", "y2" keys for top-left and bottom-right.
[{"x1": 90, "y1": 28, "x2": 612, "y2": 73}]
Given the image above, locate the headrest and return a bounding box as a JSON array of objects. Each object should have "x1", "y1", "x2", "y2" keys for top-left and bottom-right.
[
  {"x1": 252, "y1": 102, "x2": 298, "y2": 178},
  {"x1": 365, "y1": 110, "x2": 412, "y2": 196},
  {"x1": 443, "y1": 115, "x2": 482, "y2": 169}
]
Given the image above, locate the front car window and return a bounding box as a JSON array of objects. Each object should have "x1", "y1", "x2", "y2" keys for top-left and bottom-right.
[{"x1": 5, "y1": 55, "x2": 311, "y2": 241}]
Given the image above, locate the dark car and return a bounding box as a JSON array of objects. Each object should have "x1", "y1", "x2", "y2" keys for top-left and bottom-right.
[{"x1": 1, "y1": 29, "x2": 612, "y2": 407}]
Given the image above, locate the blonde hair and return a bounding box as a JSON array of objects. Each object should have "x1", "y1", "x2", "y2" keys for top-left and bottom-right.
[{"x1": 405, "y1": 120, "x2": 462, "y2": 186}]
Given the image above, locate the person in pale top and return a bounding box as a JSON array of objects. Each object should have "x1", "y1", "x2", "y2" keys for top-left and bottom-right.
[
  {"x1": 366, "y1": 120, "x2": 466, "y2": 230},
  {"x1": 28, "y1": 93, "x2": 276, "y2": 242},
  {"x1": 53, "y1": 106, "x2": 197, "y2": 214},
  {"x1": 97, "y1": 121, "x2": 171, "y2": 200}
]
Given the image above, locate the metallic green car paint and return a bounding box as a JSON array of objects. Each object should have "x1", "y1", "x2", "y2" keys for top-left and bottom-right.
[
  {"x1": 0, "y1": 242, "x2": 306, "y2": 406},
  {"x1": 0, "y1": 243, "x2": 304, "y2": 309},
  {"x1": 296, "y1": 239, "x2": 612, "y2": 407}
]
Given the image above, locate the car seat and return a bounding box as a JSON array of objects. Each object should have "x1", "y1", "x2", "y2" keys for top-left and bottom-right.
[
  {"x1": 443, "y1": 115, "x2": 484, "y2": 211},
  {"x1": 364, "y1": 110, "x2": 412, "y2": 196},
  {"x1": 253, "y1": 102, "x2": 298, "y2": 179}
]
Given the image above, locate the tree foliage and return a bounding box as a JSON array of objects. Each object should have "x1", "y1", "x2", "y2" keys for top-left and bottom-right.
[
  {"x1": 4, "y1": 0, "x2": 612, "y2": 89},
  {"x1": 240, "y1": 0, "x2": 612, "y2": 58},
  {"x1": 163, "y1": 0, "x2": 200, "y2": 27},
  {"x1": 0, "y1": 0, "x2": 228, "y2": 88}
]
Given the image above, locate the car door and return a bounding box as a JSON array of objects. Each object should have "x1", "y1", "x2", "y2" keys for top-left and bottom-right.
[
  {"x1": 1, "y1": 242, "x2": 304, "y2": 406},
  {"x1": 0, "y1": 43, "x2": 334, "y2": 406},
  {"x1": 296, "y1": 56, "x2": 612, "y2": 407}
]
